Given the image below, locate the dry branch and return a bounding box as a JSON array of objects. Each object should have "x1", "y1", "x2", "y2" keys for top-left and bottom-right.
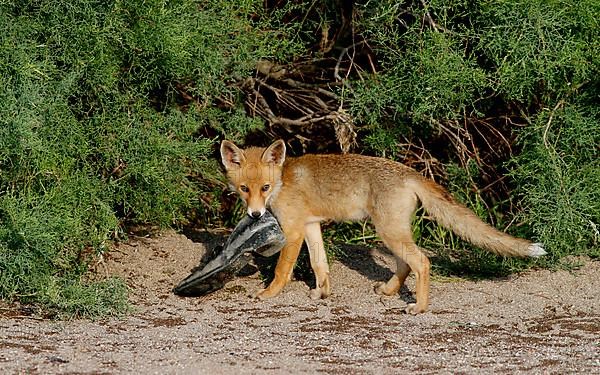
[{"x1": 242, "y1": 59, "x2": 358, "y2": 152}]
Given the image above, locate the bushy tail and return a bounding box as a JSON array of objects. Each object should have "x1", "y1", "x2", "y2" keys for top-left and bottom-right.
[{"x1": 410, "y1": 177, "x2": 545, "y2": 257}]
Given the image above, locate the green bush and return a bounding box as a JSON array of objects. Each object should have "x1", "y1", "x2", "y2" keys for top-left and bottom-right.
[
  {"x1": 510, "y1": 102, "x2": 600, "y2": 260},
  {"x1": 479, "y1": 0, "x2": 600, "y2": 258},
  {"x1": 348, "y1": 0, "x2": 599, "y2": 268},
  {"x1": 0, "y1": 0, "x2": 302, "y2": 317}
]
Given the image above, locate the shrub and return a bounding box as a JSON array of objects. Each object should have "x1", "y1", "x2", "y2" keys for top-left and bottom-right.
[
  {"x1": 347, "y1": 0, "x2": 599, "y2": 269},
  {"x1": 0, "y1": 0, "x2": 301, "y2": 316},
  {"x1": 510, "y1": 102, "x2": 600, "y2": 260}
]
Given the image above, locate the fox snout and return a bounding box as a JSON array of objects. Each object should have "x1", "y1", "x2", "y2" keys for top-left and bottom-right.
[
  {"x1": 248, "y1": 207, "x2": 266, "y2": 219},
  {"x1": 237, "y1": 184, "x2": 270, "y2": 219}
]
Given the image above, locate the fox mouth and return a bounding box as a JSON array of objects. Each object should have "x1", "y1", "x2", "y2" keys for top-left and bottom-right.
[{"x1": 247, "y1": 207, "x2": 266, "y2": 218}]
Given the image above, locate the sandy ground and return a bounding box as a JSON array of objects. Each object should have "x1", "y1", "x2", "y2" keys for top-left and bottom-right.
[{"x1": 1, "y1": 229, "x2": 599, "y2": 374}]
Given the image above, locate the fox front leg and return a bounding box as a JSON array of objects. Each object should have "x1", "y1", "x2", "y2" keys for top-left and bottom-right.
[
  {"x1": 304, "y1": 222, "x2": 331, "y2": 299},
  {"x1": 254, "y1": 228, "x2": 304, "y2": 300}
]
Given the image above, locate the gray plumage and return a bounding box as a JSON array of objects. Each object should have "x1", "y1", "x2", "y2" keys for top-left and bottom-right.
[{"x1": 173, "y1": 211, "x2": 285, "y2": 296}]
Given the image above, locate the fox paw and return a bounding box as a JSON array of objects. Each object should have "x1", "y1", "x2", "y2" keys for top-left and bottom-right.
[
  {"x1": 309, "y1": 276, "x2": 331, "y2": 300},
  {"x1": 309, "y1": 286, "x2": 331, "y2": 300},
  {"x1": 374, "y1": 282, "x2": 399, "y2": 296},
  {"x1": 405, "y1": 303, "x2": 427, "y2": 315},
  {"x1": 253, "y1": 287, "x2": 281, "y2": 300},
  {"x1": 252, "y1": 288, "x2": 269, "y2": 300},
  {"x1": 309, "y1": 288, "x2": 322, "y2": 300}
]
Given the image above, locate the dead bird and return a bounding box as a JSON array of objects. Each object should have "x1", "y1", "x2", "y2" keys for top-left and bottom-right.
[{"x1": 173, "y1": 210, "x2": 285, "y2": 296}]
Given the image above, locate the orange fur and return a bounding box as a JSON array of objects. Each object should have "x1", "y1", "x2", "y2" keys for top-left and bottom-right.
[{"x1": 220, "y1": 140, "x2": 545, "y2": 314}]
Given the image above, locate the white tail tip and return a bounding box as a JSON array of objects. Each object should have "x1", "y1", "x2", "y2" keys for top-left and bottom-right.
[{"x1": 528, "y1": 243, "x2": 546, "y2": 257}]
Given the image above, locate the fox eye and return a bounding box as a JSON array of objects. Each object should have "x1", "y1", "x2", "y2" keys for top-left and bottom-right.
[
  {"x1": 261, "y1": 184, "x2": 271, "y2": 192},
  {"x1": 240, "y1": 185, "x2": 249, "y2": 193}
]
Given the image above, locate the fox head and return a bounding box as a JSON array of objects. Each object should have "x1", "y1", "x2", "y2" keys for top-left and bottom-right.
[{"x1": 220, "y1": 140, "x2": 286, "y2": 218}]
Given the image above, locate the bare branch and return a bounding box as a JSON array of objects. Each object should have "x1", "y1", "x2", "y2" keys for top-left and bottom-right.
[
  {"x1": 334, "y1": 40, "x2": 366, "y2": 82},
  {"x1": 420, "y1": 0, "x2": 451, "y2": 33},
  {"x1": 543, "y1": 99, "x2": 565, "y2": 150}
]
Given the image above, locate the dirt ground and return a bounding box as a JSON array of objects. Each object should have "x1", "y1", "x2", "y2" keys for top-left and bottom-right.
[{"x1": 1, "y1": 229, "x2": 599, "y2": 374}]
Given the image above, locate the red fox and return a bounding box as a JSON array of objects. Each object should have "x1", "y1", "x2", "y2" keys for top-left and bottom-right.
[{"x1": 220, "y1": 139, "x2": 545, "y2": 314}]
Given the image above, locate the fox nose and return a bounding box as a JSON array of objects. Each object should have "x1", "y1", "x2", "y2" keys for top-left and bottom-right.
[{"x1": 250, "y1": 211, "x2": 262, "y2": 219}]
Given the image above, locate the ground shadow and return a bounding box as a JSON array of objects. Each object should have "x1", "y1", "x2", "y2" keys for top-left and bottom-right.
[
  {"x1": 335, "y1": 244, "x2": 415, "y2": 305},
  {"x1": 427, "y1": 252, "x2": 517, "y2": 280},
  {"x1": 336, "y1": 244, "x2": 393, "y2": 281},
  {"x1": 181, "y1": 227, "x2": 226, "y2": 261}
]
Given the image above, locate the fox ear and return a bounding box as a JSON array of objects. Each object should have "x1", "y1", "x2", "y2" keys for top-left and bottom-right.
[
  {"x1": 220, "y1": 140, "x2": 246, "y2": 170},
  {"x1": 261, "y1": 139, "x2": 286, "y2": 166}
]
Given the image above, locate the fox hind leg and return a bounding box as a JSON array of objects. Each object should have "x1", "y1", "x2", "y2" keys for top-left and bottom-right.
[
  {"x1": 371, "y1": 191, "x2": 431, "y2": 314},
  {"x1": 374, "y1": 258, "x2": 410, "y2": 296},
  {"x1": 377, "y1": 233, "x2": 430, "y2": 314},
  {"x1": 305, "y1": 222, "x2": 331, "y2": 299}
]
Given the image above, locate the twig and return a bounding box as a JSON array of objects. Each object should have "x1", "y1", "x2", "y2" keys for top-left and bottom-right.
[
  {"x1": 249, "y1": 86, "x2": 276, "y2": 120},
  {"x1": 281, "y1": 78, "x2": 339, "y2": 99},
  {"x1": 543, "y1": 99, "x2": 565, "y2": 150},
  {"x1": 334, "y1": 40, "x2": 366, "y2": 81},
  {"x1": 433, "y1": 118, "x2": 474, "y2": 166},
  {"x1": 420, "y1": 0, "x2": 450, "y2": 33},
  {"x1": 478, "y1": 175, "x2": 508, "y2": 194},
  {"x1": 270, "y1": 112, "x2": 343, "y2": 127}
]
